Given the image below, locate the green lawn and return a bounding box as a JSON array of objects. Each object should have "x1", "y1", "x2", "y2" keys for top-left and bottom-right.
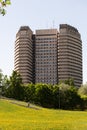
[{"x1": 0, "y1": 99, "x2": 87, "y2": 130}]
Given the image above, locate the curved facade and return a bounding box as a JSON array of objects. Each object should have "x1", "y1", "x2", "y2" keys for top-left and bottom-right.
[
  {"x1": 58, "y1": 24, "x2": 82, "y2": 87},
  {"x1": 14, "y1": 24, "x2": 82, "y2": 87},
  {"x1": 14, "y1": 26, "x2": 33, "y2": 84}
]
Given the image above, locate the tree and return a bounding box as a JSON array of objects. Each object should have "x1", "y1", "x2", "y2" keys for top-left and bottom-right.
[
  {"x1": 78, "y1": 83, "x2": 87, "y2": 96},
  {"x1": 57, "y1": 83, "x2": 83, "y2": 110},
  {"x1": 78, "y1": 84, "x2": 87, "y2": 109},
  {"x1": 57, "y1": 83, "x2": 70, "y2": 109},
  {"x1": 64, "y1": 87, "x2": 83, "y2": 110},
  {"x1": 0, "y1": 0, "x2": 11, "y2": 15},
  {"x1": 0, "y1": 69, "x2": 3, "y2": 85},
  {"x1": 1, "y1": 75, "x2": 9, "y2": 95},
  {"x1": 23, "y1": 83, "x2": 35, "y2": 102},
  {"x1": 5, "y1": 71, "x2": 23, "y2": 100},
  {"x1": 0, "y1": 69, "x2": 3, "y2": 97},
  {"x1": 35, "y1": 83, "x2": 53, "y2": 107},
  {"x1": 64, "y1": 78, "x2": 75, "y2": 86},
  {"x1": 53, "y1": 85, "x2": 60, "y2": 108}
]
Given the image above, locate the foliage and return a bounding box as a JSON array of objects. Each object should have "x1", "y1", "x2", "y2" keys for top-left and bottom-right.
[
  {"x1": 1, "y1": 75, "x2": 9, "y2": 95},
  {"x1": 63, "y1": 87, "x2": 83, "y2": 110},
  {"x1": 52, "y1": 85, "x2": 60, "y2": 108},
  {"x1": 34, "y1": 83, "x2": 53, "y2": 107},
  {"x1": 78, "y1": 84, "x2": 87, "y2": 109},
  {"x1": 0, "y1": 69, "x2": 3, "y2": 86},
  {"x1": 5, "y1": 71, "x2": 24, "y2": 100},
  {"x1": 23, "y1": 83, "x2": 35, "y2": 102},
  {"x1": 63, "y1": 77, "x2": 75, "y2": 86},
  {"x1": 57, "y1": 83, "x2": 83, "y2": 110},
  {"x1": 4, "y1": 77, "x2": 84, "y2": 110},
  {"x1": 78, "y1": 83, "x2": 87, "y2": 96},
  {"x1": 0, "y1": 69, "x2": 4, "y2": 96},
  {"x1": 0, "y1": 70, "x2": 85, "y2": 110},
  {"x1": 0, "y1": 0, "x2": 11, "y2": 15}
]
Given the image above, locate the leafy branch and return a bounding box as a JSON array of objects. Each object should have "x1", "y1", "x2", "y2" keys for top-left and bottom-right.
[{"x1": 0, "y1": 0, "x2": 11, "y2": 15}]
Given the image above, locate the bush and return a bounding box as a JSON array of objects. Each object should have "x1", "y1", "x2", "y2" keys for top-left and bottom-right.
[{"x1": 34, "y1": 83, "x2": 53, "y2": 108}]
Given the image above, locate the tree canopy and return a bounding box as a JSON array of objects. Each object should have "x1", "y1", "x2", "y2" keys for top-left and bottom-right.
[
  {"x1": 0, "y1": 0, "x2": 11, "y2": 15},
  {"x1": 0, "y1": 69, "x2": 86, "y2": 110}
]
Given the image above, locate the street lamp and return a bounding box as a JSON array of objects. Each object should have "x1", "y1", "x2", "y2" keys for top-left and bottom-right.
[
  {"x1": 59, "y1": 87, "x2": 61, "y2": 109},
  {"x1": 0, "y1": 82, "x2": 2, "y2": 98}
]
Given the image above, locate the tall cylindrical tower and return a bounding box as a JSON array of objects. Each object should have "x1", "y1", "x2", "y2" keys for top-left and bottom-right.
[
  {"x1": 14, "y1": 26, "x2": 33, "y2": 84},
  {"x1": 58, "y1": 24, "x2": 82, "y2": 87}
]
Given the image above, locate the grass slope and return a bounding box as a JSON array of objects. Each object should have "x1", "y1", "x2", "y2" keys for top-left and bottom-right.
[{"x1": 0, "y1": 99, "x2": 87, "y2": 130}]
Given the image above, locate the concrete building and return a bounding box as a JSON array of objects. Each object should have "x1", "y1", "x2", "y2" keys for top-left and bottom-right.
[
  {"x1": 35, "y1": 29, "x2": 58, "y2": 84},
  {"x1": 14, "y1": 26, "x2": 33, "y2": 84},
  {"x1": 14, "y1": 24, "x2": 82, "y2": 87},
  {"x1": 58, "y1": 24, "x2": 82, "y2": 87}
]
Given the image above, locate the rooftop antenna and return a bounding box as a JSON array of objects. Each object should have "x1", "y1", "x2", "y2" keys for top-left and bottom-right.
[
  {"x1": 46, "y1": 22, "x2": 48, "y2": 29},
  {"x1": 53, "y1": 20, "x2": 55, "y2": 28}
]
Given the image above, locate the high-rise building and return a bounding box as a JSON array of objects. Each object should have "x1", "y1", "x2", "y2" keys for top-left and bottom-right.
[
  {"x1": 14, "y1": 26, "x2": 33, "y2": 84},
  {"x1": 14, "y1": 24, "x2": 82, "y2": 87},
  {"x1": 35, "y1": 29, "x2": 58, "y2": 84},
  {"x1": 58, "y1": 24, "x2": 82, "y2": 87}
]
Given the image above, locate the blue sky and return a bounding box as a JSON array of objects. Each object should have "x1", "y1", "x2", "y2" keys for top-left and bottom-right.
[{"x1": 0, "y1": 0, "x2": 87, "y2": 84}]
